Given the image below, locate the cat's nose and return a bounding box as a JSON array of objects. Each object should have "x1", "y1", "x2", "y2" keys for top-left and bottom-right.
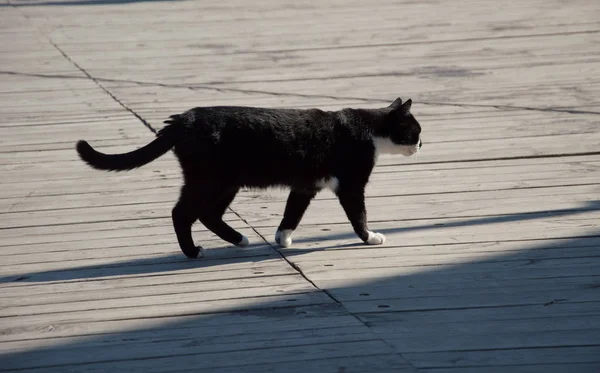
[{"x1": 419, "y1": 139, "x2": 423, "y2": 148}]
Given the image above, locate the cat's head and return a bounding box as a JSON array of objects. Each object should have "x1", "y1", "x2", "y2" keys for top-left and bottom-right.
[{"x1": 374, "y1": 97, "x2": 422, "y2": 157}]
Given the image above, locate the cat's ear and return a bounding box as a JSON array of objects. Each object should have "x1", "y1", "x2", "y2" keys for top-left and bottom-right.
[
  {"x1": 401, "y1": 98, "x2": 412, "y2": 112},
  {"x1": 389, "y1": 97, "x2": 403, "y2": 108}
]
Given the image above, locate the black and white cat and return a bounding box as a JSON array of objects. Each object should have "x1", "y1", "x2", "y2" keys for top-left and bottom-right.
[{"x1": 76, "y1": 98, "x2": 422, "y2": 258}]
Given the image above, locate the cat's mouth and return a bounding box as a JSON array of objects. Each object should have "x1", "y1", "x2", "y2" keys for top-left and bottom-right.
[
  {"x1": 373, "y1": 137, "x2": 422, "y2": 157},
  {"x1": 399, "y1": 139, "x2": 422, "y2": 157}
]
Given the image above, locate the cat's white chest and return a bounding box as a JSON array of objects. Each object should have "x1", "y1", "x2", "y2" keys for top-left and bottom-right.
[{"x1": 316, "y1": 177, "x2": 339, "y2": 192}]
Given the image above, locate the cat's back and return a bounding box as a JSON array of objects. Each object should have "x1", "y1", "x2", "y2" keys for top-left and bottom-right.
[
  {"x1": 186, "y1": 106, "x2": 333, "y2": 131},
  {"x1": 175, "y1": 106, "x2": 337, "y2": 162},
  {"x1": 178, "y1": 106, "x2": 335, "y2": 148}
]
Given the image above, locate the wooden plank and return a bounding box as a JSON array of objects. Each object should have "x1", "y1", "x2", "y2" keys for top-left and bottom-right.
[
  {"x1": 3, "y1": 321, "x2": 367, "y2": 353},
  {"x1": 0, "y1": 207, "x2": 245, "y2": 232},
  {"x1": 234, "y1": 184, "x2": 600, "y2": 227},
  {"x1": 0, "y1": 233, "x2": 271, "y2": 261},
  {"x1": 254, "y1": 211, "x2": 600, "y2": 250},
  {"x1": 0, "y1": 340, "x2": 406, "y2": 373},
  {"x1": 0, "y1": 303, "x2": 350, "y2": 342},
  {"x1": 3, "y1": 183, "x2": 597, "y2": 228},
  {"x1": 383, "y1": 329, "x2": 600, "y2": 354},
  {"x1": 404, "y1": 346, "x2": 600, "y2": 369},
  {"x1": 284, "y1": 237, "x2": 600, "y2": 262},
  {"x1": 420, "y1": 364, "x2": 599, "y2": 373},
  {"x1": 0, "y1": 230, "x2": 258, "y2": 273},
  {"x1": 326, "y1": 275, "x2": 600, "y2": 303},
  {"x1": 292, "y1": 250, "x2": 600, "y2": 274},
  {"x1": 2, "y1": 0, "x2": 600, "y2": 372},
  {"x1": 184, "y1": 355, "x2": 415, "y2": 373},
  {"x1": 0, "y1": 291, "x2": 333, "y2": 328},
  {"x1": 3, "y1": 153, "x2": 598, "y2": 201},
  {"x1": 4, "y1": 175, "x2": 598, "y2": 211},
  {"x1": 0, "y1": 325, "x2": 378, "y2": 369},
  {"x1": 0, "y1": 220, "x2": 209, "y2": 246},
  {"x1": 343, "y1": 289, "x2": 600, "y2": 315},
  {"x1": 0, "y1": 257, "x2": 295, "y2": 286},
  {"x1": 1, "y1": 273, "x2": 308, "y2": 307},
  {"x1": 0, "y1": 283, "x2": 318, "y2": 318},
  {"x1": 357, "y1": 301, "x2": 600, "y2": 325},
  {"x1": 79, "y1": 32, "x2": 599, "y2": 86},
  {"x1": 292, "y1": 260, "x2": 600, "y2": 287},
  {"x1": 20, "y1": 0, "x2": 596, "y2": 45}
]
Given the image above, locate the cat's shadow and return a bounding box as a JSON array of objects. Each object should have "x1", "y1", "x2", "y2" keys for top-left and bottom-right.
[
  {"x1": 283, "y1": 200, "x2": 600, "y2": 254},
  {"x1": 0, "y1": 245, "x2": 276, "y2": 284},
  {"x1": 3, "y1": 201, "x2": 599, "y2": 284}
]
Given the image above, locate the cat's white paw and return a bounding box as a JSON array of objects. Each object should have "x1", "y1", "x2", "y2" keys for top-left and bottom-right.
[
  {"x1": 366, "y1": 231, "x2": 386, "y2": 245},
  {"x1": 275, "y1": 229, "x2": 293, "y2": 248},
  {"x1": 236, "y1": 235, "x2": 249, "y2": 247}
]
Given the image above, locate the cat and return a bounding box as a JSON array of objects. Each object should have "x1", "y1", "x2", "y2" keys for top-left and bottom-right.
[{"x1": 76, "y1": 97, "x2": 422, "y2": 258}]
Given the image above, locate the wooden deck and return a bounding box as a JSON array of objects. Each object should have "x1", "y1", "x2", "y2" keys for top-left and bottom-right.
[{"x1": 1, "y1": 0, "x2": 600, "y2": 371}]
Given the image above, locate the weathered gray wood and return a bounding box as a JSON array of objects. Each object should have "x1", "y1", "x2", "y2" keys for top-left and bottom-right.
[
  {"x1": 342, "y1": 289, "x2": 600, "y2": 314},
  {"x1": 4, "y1": 154, "x2": 600, "y2": 208},
  {"x1": 357, "y1": 301, "x2": 600, "y2": 325},
  {"x1": 255, "y1": 211, "x2": 600, "y2": 250},
  {"x1": 0, "y1": 258, "x2": 297, "y2": 287},
  {"x1": 404, "y1": 346, "x2": 600, "y2": 369},
  {"x1": 0, "y1": 271, "x2": 304, "y2": 304},
  {"x1": 327, "y1": 274, "x2": 600, "y2": 302},
  {"x1": 2, "y1": 183, "x2": 596, "y2": 229},
  {"x1": 178, "y1": 354, "x2": 415, "y2": 373},
  {"x1": 384, "y1": 329, "x2": 600, "y2": 354},
  {"x1": 0, "y1": 283, "x2": 318, "y2": 318},
  {"x1": 0, "y1": 303, "x2": 350, "y2": 341},
  {"x1": 0, "y1": 340, "x2": 408, "y2": 373},
  {"x1": 419, "y1": 364, "x2": 599, "y2": 373},
  {"x1": 2, "y1": 0, "x2": 600, "y2": 371},
  {"x1": 1, "y1": 325, "x2": 377, "y2": 369},
  {"x1": 0, "y1": 236, "x2": 271, "y2": 263},
  {"x1": 235, "y1": 184, "x2": 599, "y2": 227},
  {"x1": 284, "y1": 237, "x2": 600, "y2": 261},
  {"x1": 0, "y1": 291, "x2": 333, "y2": 329}
]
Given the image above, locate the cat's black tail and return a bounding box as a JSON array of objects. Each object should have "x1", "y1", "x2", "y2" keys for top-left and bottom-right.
[{"x1": 76, "y1": 115, "x2": 184, "y2": 171}]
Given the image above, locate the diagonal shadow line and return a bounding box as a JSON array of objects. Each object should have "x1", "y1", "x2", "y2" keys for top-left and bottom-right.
[
  {"x1": 0, "y1": 245, "x2": 277, "y2": 284},
  {"x1": 1, "y1": 227, "x2": 599, "y2": 371},
  {"x1": 45, "y1": 41, "x2": 157, "y2": 134},
  {"x1": 2, "y1": 70, "x2": 599, "y2": 116},
  {"x1": 284, "y1": 201, "x2": 600, "y2": 247},
  {"x1": 1, "y1": 202, "x2": 599, "y2": 284}
]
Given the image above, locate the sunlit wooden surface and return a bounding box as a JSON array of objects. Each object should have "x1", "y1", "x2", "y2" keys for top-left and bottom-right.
[{"x1": 1, "y1": 0, "x2": 599, "y2": 371}]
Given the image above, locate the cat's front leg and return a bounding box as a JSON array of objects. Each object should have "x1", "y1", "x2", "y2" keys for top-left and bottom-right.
[
  {"x1": 336, "y1": 186, "x2": 386, "y2": 245},
  {"x1": 275, "y1": 189, "x2": 318, "y2": 247}
]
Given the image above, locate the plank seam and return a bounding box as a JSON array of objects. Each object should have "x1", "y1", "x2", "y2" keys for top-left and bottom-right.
[
  {"x1": 227, "y1": 206, "x2": 420, "y2": 370},
  {"x1": 405, "y1": 343, "x2": 600, "y2": 355},
  {"x1": 47, "y1": 41, "x2": 158, "y2": 134},
  {"x1": 0, "y1": 338, "x2": 383, "y2": 372},
  {"x1": 356, "y1": 299, "x2": 600, "y2": 315},
  {"x1": 1, "y1": 70, "x2": 599, "y2": 117}
]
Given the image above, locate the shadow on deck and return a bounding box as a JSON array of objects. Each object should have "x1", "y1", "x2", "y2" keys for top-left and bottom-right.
[{"x1": 1, "y1": 202, "x2": 599, "y2": 371}]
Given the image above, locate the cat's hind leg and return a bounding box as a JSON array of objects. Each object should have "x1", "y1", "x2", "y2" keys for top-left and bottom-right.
[
  {"x1": 336, "y1": 185, "x2": 386, "y2": 245},
  {"x1": 172, "y1": 188, "x2": 202, "y2": 258},
  {"x1": 275, "y1": 189, "x2": 318, "y2": 247},
  {"x1": 198, "y1": 187, "x2": 248, "y2": 247}
]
